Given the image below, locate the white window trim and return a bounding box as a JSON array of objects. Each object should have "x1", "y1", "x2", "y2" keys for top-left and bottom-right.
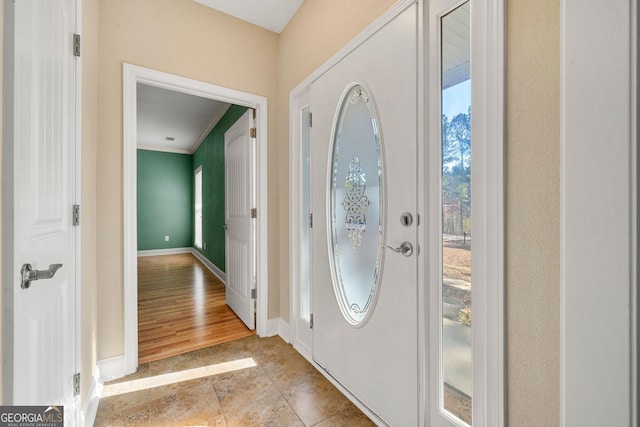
[
  {"x1": 425, "y1": 0, "x2": 505, "y2": 426},
  {"x1": 289, "y1": 88, "x2": 313, "y2": 359},
  {"x1": 194, "y1": 165, "x2": 203, "y2": 249},
  {"x1": 560, "y1": 1, "x2": 638, "y2": 425}
]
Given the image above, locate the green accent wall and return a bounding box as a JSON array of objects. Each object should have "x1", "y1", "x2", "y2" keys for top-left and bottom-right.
[
  {"x1": 193, "y1": 105, "x2": 249, "y2": 272},
  {"x1": 137, "y1": 150, "x2": 193, "y2": 250}
]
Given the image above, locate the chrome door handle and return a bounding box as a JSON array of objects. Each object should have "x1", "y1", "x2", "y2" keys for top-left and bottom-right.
[
  {"x1": 223, "y1": 224, "x2": 228, "y2": 230},
  {"x1": 386, "y1": 241, "x2": 413, "y2": 257},
  {"x1": 20, "y1": 263, "x2": 63, "y2": 289}
]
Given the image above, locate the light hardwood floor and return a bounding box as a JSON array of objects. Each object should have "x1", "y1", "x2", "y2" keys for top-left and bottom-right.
[{"x1": 138, "y1": 253, "x2": 254, "y2": 364}]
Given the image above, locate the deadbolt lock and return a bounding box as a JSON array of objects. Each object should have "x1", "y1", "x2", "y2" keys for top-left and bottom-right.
[{"x1": 400, "y1": 212, "x2": 413, "y2": 227}]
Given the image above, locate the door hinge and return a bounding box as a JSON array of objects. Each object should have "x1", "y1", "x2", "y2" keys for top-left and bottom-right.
[
  {"x1": 310, "y1": 313, "x2": 314, "y2": 329},
  {"x1": 250, "y1": 208, "x2": 257, "y2": 219},
  {"x1": 250, "y1": 127, "x2": 256, "y2": 138},
  {"x1": 309, "y1": 213, "x2": 313, "y2": 228},
  {"x1": 73, "y1": 34, "x2": 81, "y2": 57},
  {"x1": 72, "y1": 205, "x2": 80, "y2": 226},
  {"x1": 73, "y1": 373, "x2": 80, "y2": 396},
  {"x1": 308, "y1": 112, "x2": 313, "y2": 128},
  {"x1": 251, "y1": 288, "x2": 257, "y2": 299}
]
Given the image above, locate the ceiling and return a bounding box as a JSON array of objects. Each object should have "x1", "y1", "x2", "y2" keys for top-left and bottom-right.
[
  {"x1": 137, "y1": 83, "x2": 231, "y2": 154},
  {"x1": 442, "y1": 2, "x2": 470, "y2": 89},
  {"x1": 193, "y1": 0, "x2": 304, "y2": 33}
]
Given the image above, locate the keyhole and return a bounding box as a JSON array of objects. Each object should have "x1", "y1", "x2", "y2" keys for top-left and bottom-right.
[{"x1": 400, "y1": 212, "x2": 413, "y2": 227}]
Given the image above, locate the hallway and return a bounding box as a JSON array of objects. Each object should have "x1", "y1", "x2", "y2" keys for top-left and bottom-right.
[
  {"x1": 95, "y1": 335, "x2": 374, "y2": 426},
  {"x1": 138, "y1": 253, "x2": 255, "y2": 364}
]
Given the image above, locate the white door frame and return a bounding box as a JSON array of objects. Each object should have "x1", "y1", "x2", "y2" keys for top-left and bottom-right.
[
  {"x1": 560, "y1": 1, "x2": 638, "y2": 425},
  {"x1": 288, "y1": 88, "x2": 312, "y2": 358},
  {"x1": 123, "y1": 64, "x2": 269, "y2": 374},
  {"x1": 2, "y1": 0, "x2": 82, "y2": 419}
]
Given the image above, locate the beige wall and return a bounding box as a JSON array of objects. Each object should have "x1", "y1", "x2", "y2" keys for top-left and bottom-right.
[
  {"x1": 97, "y1": 0, "x2": 279, "y2": 359},
  {"x1": 81, "y1": 0, "x2": 99, "y2": 399},
  {"x1": 506, "y1": 0, "x2": 560, "y2": 424}
]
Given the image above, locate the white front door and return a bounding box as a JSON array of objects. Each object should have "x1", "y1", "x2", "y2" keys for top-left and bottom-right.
[
  {"x1": 224, "y1": 110, "x2": 256, "y2": 329},
  {"x1": 310, "y1": 4, "x2": 418, "y2": 425},
  {"x1": 5, "y1": 0, "x2": 79, "y2": 415}
]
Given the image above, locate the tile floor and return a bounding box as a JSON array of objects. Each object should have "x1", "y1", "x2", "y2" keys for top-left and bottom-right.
[{"x1": 94, "y1": 336, "x2": 375, "y2": 426}]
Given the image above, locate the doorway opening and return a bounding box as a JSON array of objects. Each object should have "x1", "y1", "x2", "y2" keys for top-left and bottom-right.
[{"x1": 123, "y1": 64, "x2": 269, "y2": 374}]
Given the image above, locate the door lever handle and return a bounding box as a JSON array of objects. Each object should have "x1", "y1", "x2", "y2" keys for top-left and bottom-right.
[
  {"x1": 386, "y1": 241, "x2": 413, "y2": 257},
  {"x1": 20, "y1": 263, "x2": 63, "y2": 289}
]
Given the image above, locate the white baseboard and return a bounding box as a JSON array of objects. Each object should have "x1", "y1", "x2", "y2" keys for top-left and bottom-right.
[
  {"x1": 191, "y1": 249, "x2": 226, "y2": 283},
  {"x1": 137, "y1": 247, "x2": 192, "y2": 257},
  {"x1": 267, "y1": 318, "x2": 290, "y2": 343},
  {"x1": 98, "y1": 355, "x2": 126, "y2": 382},
  {"x1": 278, "y1": 319, "x2": 290, "y2": 343},
  {"x1": 81, "y1": 374, "x2": 102, "y2": 427}
]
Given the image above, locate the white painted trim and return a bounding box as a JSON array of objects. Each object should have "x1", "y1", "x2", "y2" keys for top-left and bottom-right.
[
  {"x1": 266, "y1": 318, "x2": 291, "y2": 341},
  {"x1": 137, "y1": 247, "x2": 193, "y2": 257},
  {"x1": 267, "y1": 318, "x2": 280, "y2": 337},
  {"x1": 278, "y1": 318, "x2": 290, "y2": 343},
  {"x1": 80, "y1": 375, "x2": 102, "y2": 427},
  {"x1": 123, "y1": 64, "x2": 270, "y2": 376},
  {"x1": 191, "y1": 248, "x2": 227, "y2": 284},
  {"x1": 470, "y1": 0, "x2": 505, "y2": 425},
  {"x1": 427, "y1": 0, "x2": 504, "y2": 426},
  {"x1": 560, "y1": 1, "x2": 637, "y2": 425},
  {"x1": 74, "y1": 1, "x2": 83, "y2": 424},
  {"x1": 288, "y1": 88, "x2": 312, "y2": 356},
  {"x1": 97, "y1": 355, "x2": 126, "y2": 382}
]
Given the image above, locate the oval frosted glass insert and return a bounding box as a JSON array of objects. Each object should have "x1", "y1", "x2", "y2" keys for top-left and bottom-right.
[{"x1": 329, "y1": 84, "x2": 383, "y2": 326}]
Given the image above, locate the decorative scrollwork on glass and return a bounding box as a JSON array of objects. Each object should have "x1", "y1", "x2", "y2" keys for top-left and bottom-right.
[
  {"x1": 350, "y1": 87, "x2": 368, "y2": 104},
  {"x1": 328, "y1": 82, "x2": 383, "y2": 326},
  {"x1": 349, "y1": 303, "x2": 365, "y2": 314},
  {"x1": 341, "y1": 157, "x2": 372, "y2": 250}
]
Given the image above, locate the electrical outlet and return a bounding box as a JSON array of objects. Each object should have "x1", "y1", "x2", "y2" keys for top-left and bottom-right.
[
  {"x1": 203, "y1": 242, "x2": 207, "y2": 250},
  {"x1": 164, "y1": 235, "x2": 170, "y2": 241}
]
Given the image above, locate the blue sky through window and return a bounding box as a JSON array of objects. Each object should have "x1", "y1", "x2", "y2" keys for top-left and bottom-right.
[{"x1": 442, "y1": 79, "x2": 471, "y2": 119}]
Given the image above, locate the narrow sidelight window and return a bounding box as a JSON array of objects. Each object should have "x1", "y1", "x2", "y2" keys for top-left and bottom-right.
[{"x1": 441, "y1": 1, "x2": 472, "y2": 424}]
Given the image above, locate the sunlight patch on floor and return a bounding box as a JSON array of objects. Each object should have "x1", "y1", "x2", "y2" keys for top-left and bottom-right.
[{"x1": 101, "y1": 357, "x2": 257, "y2": 398}]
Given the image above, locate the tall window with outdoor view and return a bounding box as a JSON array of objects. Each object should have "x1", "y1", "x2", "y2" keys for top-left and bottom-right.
[
  {"x1": 441, "y1": 1, "x2": 472, "y2": 424},
  {"x1": 194, "y1": 166, "x2": 203, "y2": 249}
]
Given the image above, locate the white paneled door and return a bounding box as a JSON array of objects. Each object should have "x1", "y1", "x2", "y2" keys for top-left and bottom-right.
[
  {"x1": 310, "y1": 4, "x2": 418, "y2": 425},
  {"x1": 224, "y1": 110, "x2": 256, "y2": 330},
  {"x1": 7, "y1": 0, "x2": 79, "y2": 416}
]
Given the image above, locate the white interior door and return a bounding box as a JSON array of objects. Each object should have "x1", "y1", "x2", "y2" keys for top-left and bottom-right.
[
  {"x1": 5, "y1": 0, "x2": 79, "y2": 412},
  {"x1": 224, "y1": 110, "x2": 256, "y2": 329},
  {"x1": 310, "y1": 5, "x2": 418, "y2": 425}
]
